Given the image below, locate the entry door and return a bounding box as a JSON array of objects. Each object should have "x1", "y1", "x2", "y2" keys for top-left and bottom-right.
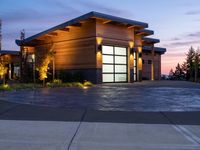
[{"x1": 102, "y1": 45, "x2": 127, "y2": 83}]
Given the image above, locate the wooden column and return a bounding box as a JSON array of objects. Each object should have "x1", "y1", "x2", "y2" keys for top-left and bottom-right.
[{"x1": 151, "y1": 45, "x2": 155, "y2": 80}]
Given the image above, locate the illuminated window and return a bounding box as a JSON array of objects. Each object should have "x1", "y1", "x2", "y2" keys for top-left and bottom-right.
[{"x1": 102, "y1": 46, "x2": 127, "y2": 83}]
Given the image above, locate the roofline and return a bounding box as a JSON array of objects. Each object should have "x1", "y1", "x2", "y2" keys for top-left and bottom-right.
[
  {"x1": 142, "y1": 37, "x2": 160, "y2": 43},
  {"x1": 16, "y1": 11, "x2": 148, "y2": 46},
  {"x1": 136, "y1": 29, "x2": 154, "y2": 36},
  {"x1": 142, "y1": 46, "x2": 166, "y2": 54},
  {"x1": 0, "y1": 50, "x2": 20, "y2": 55}
]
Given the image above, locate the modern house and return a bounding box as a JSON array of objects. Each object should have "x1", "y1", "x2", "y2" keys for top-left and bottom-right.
[
  {"x1": 0, "y1": 50, "x2": 20, "y2": 80},
  {"x1": 16, "y1": 11, "x2": 166, "y2": 83}
]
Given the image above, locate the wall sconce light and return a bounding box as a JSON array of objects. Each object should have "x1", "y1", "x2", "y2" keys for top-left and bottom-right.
[
  {"x1": 139, "y1": 52, "x2": 142, "y2": 58},
  {"x1": 97, "y1": 44, "x2": 102, "y2": 53},
  {"x1": 130, "y1": 48, "x2": 136, "y2": 55}
]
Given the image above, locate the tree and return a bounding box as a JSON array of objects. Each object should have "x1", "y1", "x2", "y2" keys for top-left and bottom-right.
[
  {"x1": 185, "y1": 47, "x2": 195, "y2": 81},
  {"x1": 174, "y1": 63, "x2": 185, "y2": 80},
  {"x1": 0, "y1": 57, "x2": 8, "y2": 85},
  {"x1": 169, "y1": 68, "x2": 174, "y2": 80},
  {"x1": 37, "y1": 51, "x2": 54, "y2": 86},
  {"x1": 194, "y1": 48, "x2": 200, "y2": 82}
]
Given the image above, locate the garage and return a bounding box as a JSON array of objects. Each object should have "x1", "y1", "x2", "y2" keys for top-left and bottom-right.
[{"x1": 102, "y1": 45, "x2": 128, "y2": 83}]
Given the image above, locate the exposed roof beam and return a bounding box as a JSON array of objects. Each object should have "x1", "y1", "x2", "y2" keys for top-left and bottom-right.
[
  {"x1": 69, "y1": 23, "x2": 82, "y2": 27},
  {"x1": 103, "y1": 20, "x2": 112, "y2": 24},
  {"x1": 127, "y1": 25, "x2": 136, "y2": 29},
  {"x1": 47, "y1": 32, "x2": 58, "y2": 36},
  {"x1": 59, "y1": 28, "x2": 70, "y2": 32}
]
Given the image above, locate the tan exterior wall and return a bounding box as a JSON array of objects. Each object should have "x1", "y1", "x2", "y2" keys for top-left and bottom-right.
[
  {"x1": 28, "y1": 20, "x2": 97, "y2": 70},
  {"x1": 142, "y1": 52, "x2": 161, "y2": 80}
]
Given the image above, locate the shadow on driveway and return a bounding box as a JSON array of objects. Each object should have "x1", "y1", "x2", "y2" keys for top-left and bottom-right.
[{"x1": 0, "y1": 100, "x2": 200, "y2": 125}]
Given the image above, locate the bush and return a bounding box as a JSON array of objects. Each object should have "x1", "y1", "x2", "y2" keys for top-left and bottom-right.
[
  {"x1": 53, "y1": 79, "x2": 62, "y2": 84},
  {"x1": 0, "y1": 84, "x2": 12, "y2": 91},
  {"x1": 83, "y1": 81, "x2": 93, "y2": 86}
]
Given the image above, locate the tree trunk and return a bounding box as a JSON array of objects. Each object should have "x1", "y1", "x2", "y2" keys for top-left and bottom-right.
[
  {"x1": 3, "y1": 74, "x2": 5, "y2": 85},
  {"x1": 43, "y1": 79, "x2": 45, "y2": 87}
]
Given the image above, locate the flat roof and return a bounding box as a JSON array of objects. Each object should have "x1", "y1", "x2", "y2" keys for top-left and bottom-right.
[
  {"x1": 142, "y1": 37, "x2": 160, "y2": 44},
  {"x1": 143, "y1": 46, "x2": 166, "y2": 54},
  {"x1": 136, "y1": 29, "x2": 154, "y2": 36},
  {"x1": 16, "y1": 11, "x2": 149, "y2": 46},
  {"x1": 0, "y1": 50, "x2": 20, "y2": 55}
]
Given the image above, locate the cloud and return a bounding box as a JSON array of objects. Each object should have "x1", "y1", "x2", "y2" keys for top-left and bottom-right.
[
  {"x1": 187, "y1": 32, "x2": 200, "y2": 37},
  {"x1": 185, "y1": 10, "x2": 200, "y2": 15},
  {"x1": 161, "y1": 40, "x2": 199, "y2": 48}
]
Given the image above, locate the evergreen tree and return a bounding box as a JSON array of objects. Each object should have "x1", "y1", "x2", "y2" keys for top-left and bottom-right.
[
  {"x1": 194, "y1": 48, "x2": 200, "y2": 82},
  {"x1": 174, "y1": 63, "x2": 185, "y2": 80},
  {"x1": 169, "y1": 68, "x2": 174, "y2": 80},
  {"x1": 185, "y1": 47, "x2": 195, "y2": 81}
]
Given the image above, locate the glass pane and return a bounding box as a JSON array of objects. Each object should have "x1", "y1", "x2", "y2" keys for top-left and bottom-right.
[
  {"x1": 115, "y1": 65, "x2": 127, "y2": 73},
  {"x1": 103, "y1": 74, "x2": 114, "y2": 82},
  {"x1": 103, "y1": 65, "x2": 114, "y2": 73},
  {"x1": 134, "y1": 67, "x2": 137, "y2": 74},
  {"x1": 102, "y1": 46, "x2": 113, "y2": 54},
  {"x1": 134, "y1": 59, "x2": 136, "y2": 66},
  {"x1": 134, "y1": 74, "x2": 137, "y2": 81},
  {"x1": 102, "y1": 55, "x2": 113, "y2": 64},
  {"x1": 133, "y1": 52, "x2": 136, "y2": 58},
  {"x1": 115, "y1": 74, "x2": 127, "y2": 82},
  {"x1": 115, "y1": 47, "x2": 127, "y2": 55},
  {"x1": 115, "y1": 56, "x2": 127, "y2": 64}
]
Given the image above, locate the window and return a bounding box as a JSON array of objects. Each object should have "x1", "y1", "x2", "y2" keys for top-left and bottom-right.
[
  {"x1": 142, "y1": 59, "x2": 145, "y2": 64},
  {"x1": 102, "y1": 46, "x2": 113, "y2": 54},
  {"x1": 102, "y1": 55, "x2": 113, "y2": 64},
  {"x1": 148, "y1": 60, "x2": 152, "y2": 64},
  {"x1": 103, "y1": 74, "x2": 114, "y2": 82},
  {"x1": 102, "y1": 46, "x2": 127, "y2": 82},
  {"x1": 103, "y1": 65, "x2": 114, "y2": 73}
]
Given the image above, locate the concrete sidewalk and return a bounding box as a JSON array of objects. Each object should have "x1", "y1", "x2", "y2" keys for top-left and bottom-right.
[{"x1": 0, "y1": 100, "x2": 200, "y2": 150}]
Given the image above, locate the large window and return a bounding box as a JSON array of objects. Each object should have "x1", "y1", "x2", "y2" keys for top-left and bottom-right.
[{"x1": 102, "y1": 46, "x2": 127, "y2": 83}]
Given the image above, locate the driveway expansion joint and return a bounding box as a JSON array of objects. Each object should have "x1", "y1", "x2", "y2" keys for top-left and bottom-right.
[{"x1": 65, "y1": 108, "x2": 87, "y2": 150}]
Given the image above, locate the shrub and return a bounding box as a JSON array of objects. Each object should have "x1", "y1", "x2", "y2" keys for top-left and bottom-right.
[
  {"x1": 53, "y1": 79, "x2": 62, "y2": 84},
  {"x1": 0, "y1": 84, "x2": 12, "y2": 91},
  {"x1": 83, "y1": 81, "x2": 93, "y2": 86}
]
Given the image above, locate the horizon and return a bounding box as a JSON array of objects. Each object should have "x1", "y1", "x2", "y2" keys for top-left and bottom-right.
[{"x1": 0, "y1": 0, "x2": 200, "y2": 74}]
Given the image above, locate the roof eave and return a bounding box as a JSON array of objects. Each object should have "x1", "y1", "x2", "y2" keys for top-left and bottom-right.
[{"x1": 16, "y1": 11, "x2": 149, "y2": 46}]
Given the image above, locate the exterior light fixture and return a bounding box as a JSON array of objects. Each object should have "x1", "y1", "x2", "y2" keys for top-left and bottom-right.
[
  {"x1": 139, "y1": 52, "x2": 142, "y2": 58},
  {"x1": 130, "y1": 48, "x2": 136, "y2": 55},
  {"x1": 97, "y1": 44, "x2": 102, "y2": 53}
]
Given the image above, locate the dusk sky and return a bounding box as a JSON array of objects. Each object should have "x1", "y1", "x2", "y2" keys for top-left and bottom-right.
[{"x1": 0, "y1": 0, "x2": 200, "y2": 74}]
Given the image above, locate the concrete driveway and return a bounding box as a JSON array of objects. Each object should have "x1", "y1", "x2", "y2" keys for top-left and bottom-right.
[
  {"x1": 0, "y1": 81, "x2": 200, "y2": 111},
  {"x1": 0, "y1": 101, "x2": 200, "y2": 150},
  {"x1": 0, "y1": 81, "x2": 200, "y2": 150}
]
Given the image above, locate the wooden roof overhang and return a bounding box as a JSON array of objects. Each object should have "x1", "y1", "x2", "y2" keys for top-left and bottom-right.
[{"x1": 16, "y1": 11, "x2": 149, "y2": 46}]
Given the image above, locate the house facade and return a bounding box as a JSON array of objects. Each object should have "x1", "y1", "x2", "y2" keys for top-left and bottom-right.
[
  {"x1": 0, "y1": 50, "x2": 20, "y2": 80},
  {"x1": 16, "y1": 11, "x2": 166, "y2": 83}
]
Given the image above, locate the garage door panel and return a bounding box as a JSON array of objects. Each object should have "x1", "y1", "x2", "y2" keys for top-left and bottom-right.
[
  {"x1": 102, "y1": 46, "x2": 113, "y2": 54},
  {"x1": 103, "y1": 65, "x2": 114, "y2": 73},
  {"x1": 103, "y1": 74, "x2": 114, "y2": 82},
  {"x1": 115, "y1": 74, "x2": 127, "y2": 82},
  {"x1": 102, "y1": 46, "x2": 127, "y2": 83},
  {"x1": 115, "y1": 65, "x2": 127, "y2": 73},
  {"x1": 115, "y1": 47, "x2": 127, "y2": 55},
  {"x1": 102, "y1": 55, "x2": 114, "y2": 64},
  {"x1": 114, "y1": 56, "x2": 127, "y2": 64}
]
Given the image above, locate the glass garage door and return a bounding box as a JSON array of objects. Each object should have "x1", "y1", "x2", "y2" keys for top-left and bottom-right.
[{"x1": 102, "y1": 46, "x2": 127, "y2": 83}]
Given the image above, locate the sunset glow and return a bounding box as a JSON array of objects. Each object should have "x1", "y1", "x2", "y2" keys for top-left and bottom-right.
[{"x1": 0, "y1": 0, "x2": 199, "y2": 75}]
